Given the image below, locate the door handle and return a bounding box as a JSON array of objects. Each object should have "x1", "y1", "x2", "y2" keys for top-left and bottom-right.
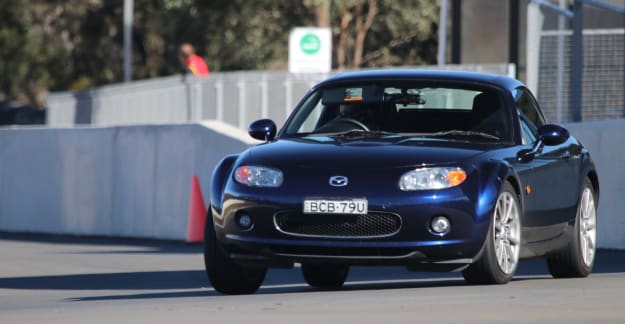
[{"x1": 561, "y1": 151, "x2": 572, "y2": 160}]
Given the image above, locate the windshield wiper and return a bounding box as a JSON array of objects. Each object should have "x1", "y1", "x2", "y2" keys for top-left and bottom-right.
[
  {"x1": 333, "y1": 129, "x2": 396, "y2": 137},
  {"x1": 426, "y1": 130, "x2": 500, "y2": 140}
]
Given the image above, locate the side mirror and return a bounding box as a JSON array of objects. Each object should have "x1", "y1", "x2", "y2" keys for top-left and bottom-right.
[
  {"x1": 248, "y1": 119, "x2": 277, "y2": 141},
  {"x1": 538, "y1": 124, "x2": 570, "y2": 146},
  {"x1": 517, "y1": 124, "x2": 570, "y2": 163},
  {"x1": 517, "y1": 147, "x2": 537, "y2": 163}
]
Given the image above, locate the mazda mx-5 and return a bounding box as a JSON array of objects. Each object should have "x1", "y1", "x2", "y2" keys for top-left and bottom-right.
[{"x1": 204, "y1": 70, "x2": 599, "y2": 294}]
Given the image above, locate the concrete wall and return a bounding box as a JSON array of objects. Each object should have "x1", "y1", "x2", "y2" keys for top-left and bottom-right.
[
  {"x1": 565, "y1": 120, "x2": 625, "y2": 250},
  {"x1": 0, "y1": 121, "x2": 253, "y2": 240},
  {"x1": 0, "y1": 120, "x2": 623, "y2": 249}
]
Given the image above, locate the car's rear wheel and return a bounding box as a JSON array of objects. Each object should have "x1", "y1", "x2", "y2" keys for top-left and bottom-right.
[
  {"x1": 463, "y1": 182, "x2": 521, "y2": 284},
  {"x1": 204, "y1": 209, "x2": 266, "y2": 294},
  {"x1": 301, "y1": 263, "x2": 349, "y2": 289},
  {"x1": 547, "y1": 178, "x2": 597, "y2": 278}
]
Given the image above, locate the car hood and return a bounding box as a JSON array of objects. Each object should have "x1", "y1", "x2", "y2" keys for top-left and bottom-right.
[{"x1": 241, "y1": 135, "x2": 494, "y2": 169}]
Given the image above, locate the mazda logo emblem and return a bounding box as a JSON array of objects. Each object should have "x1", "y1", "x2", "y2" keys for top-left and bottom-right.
[{"x1": 329, "y1": 175, "x2": 349, "y2": 187}]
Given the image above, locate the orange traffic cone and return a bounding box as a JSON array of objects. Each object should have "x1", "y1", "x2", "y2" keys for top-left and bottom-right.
[{"x1": 186, "y1": 175, "x2": 207, "y2": 243}]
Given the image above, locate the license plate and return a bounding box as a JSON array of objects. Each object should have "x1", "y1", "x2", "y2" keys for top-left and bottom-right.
[{"x1": 303, "y1": 198, "x2": 368, "y2": 215}]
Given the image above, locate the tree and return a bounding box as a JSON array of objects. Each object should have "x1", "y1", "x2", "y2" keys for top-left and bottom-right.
[
  {"x1": 0, "y1": 2, "x2": 54, "y2": 107},
  {"x1": 0, "y1": 0, "x2": 440, "y2": 107},
  {"x1": 330, "y1": 0, "x2": 439, "y2": 70},
  {"x1": 334, "y1": 0, "x2": 377, "y2": 70}
]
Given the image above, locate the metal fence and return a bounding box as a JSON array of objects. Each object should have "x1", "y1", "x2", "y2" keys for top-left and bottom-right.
[
  {"x1": 46, "y1": 64, "x2": 513, "y2": 129},
  {"x1": 538, "y1": 29, "x2": 624, "y2": 123}
]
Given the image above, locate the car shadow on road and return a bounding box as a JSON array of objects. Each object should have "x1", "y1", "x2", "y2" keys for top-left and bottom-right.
[
  {"x1": 4, "y1": 254, "x2": 621, "y2": 303},
  {"x1": 0, "y1": 232, "x2": 203, "y2": 255},
  {"x1": 64, "y1": 278, "x2": 471, "y2": 302},
  {"x1": 0, "y1": 270, "x2": 208, "y2": 291},
  {"x1": 0, "y1": 231, "x2": 622, "y2": 302}
]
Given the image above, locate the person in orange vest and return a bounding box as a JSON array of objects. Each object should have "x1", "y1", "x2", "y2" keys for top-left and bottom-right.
[{"x1": 179, "y1": 43, "x2": 210, "y2": 77}]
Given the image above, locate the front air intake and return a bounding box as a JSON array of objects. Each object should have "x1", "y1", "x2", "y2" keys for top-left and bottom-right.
[{"x1": 274, "y1": 211, "x2": 401, "y2": 238}]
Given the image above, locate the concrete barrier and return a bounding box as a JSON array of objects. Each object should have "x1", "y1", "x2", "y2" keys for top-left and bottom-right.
[
  {"x1": 0, "y1": 119, "x2": 623, "y2": 249},
  {"x1": 565, "y1": 120, "x2": 625, "y2": 250},
  {"x1": 0, "y1": 121, "x2": 253, "y2": 240}
]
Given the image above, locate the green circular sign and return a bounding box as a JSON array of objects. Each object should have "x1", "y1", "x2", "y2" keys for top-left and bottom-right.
[{"x1": 300, "y1": 33, "x2": 321, "y2": 55}]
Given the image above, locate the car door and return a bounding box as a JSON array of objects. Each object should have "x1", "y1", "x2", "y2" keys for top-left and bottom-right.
[
  {"x1": 530, "y1": 135, "x2": 581, "y2": 225},
  {"x1": 514, "y1": 88, "x2": 581, "y2": 242}
]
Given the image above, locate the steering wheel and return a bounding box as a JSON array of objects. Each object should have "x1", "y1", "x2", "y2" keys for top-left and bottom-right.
[
  {"x1": 315, "y1": 117, "x2": 370, "y2": 133},
  {"x1": 337, "y1": 117, "x2": 370, "y2": 131}
]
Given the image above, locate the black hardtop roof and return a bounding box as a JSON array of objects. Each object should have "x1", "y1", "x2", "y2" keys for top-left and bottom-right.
[{"x1": 315, "y1": 69, "x2": 524, "y2": 91}]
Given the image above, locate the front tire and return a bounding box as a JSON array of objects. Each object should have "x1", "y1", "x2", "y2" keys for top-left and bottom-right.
[
  {"x1": 463, "y1": 182, "x2": 521, "y2": 284},
  {"x1": 203, "y1": 208, "x2": 266, "y2": 294},
  {"x1": 301, "y1": 263, "x2": 349, "y2": 289},
  {"x1": 547, "y1": 178, "x2": 597, "y2": 278}
]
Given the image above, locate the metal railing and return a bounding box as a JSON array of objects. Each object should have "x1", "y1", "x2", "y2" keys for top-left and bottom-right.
[
  {"x1": 538, "y1": 29, "x2": 624, "y2": 122},
  {"x1": 46, "y1": 64, "x2": 513, "y2": 129}
]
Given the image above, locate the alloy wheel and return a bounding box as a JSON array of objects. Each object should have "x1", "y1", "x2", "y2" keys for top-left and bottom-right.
[
  {"x1": 493, "y1": 191, "x2": 521, "y2": 275},
  {"x1": 579, "y1": 187, "x2": 597, "y2": 267}
]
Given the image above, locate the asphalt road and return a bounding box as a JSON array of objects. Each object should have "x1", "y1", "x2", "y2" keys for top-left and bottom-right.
[{"x1": 1, "y1": 233, "x2": 624, "y2": 324}]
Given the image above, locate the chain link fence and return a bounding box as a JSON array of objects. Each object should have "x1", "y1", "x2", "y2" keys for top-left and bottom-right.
[
  {"x1": 46, "y1": 64, "x2": 513, "y2": 129},
  {"x1": 538, "y1": 28, "x2": 624, "y2": 123}
]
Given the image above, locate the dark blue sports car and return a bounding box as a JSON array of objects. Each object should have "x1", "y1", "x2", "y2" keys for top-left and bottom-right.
[{"x1": 205, "y1": 70, "x2": 599, "y2": 294}]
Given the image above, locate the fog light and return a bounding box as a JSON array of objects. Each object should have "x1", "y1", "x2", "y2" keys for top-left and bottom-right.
[
  {"x1": 430, "y1": 216, "x2": 451, "y2": 235},
  {"x1": 237, "y1": 214, "x2": 253, "y2": 230}
]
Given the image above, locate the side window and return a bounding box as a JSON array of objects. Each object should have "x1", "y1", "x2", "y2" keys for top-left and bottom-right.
[
  {"x1": 297, "y1": 102, "x2": 325, "y2": 132},
  {"x1": 514, "y1": 87, "x2": 546, "y2": 130},
  {"x1": 285, "y1": 92, "x2": 323, "y2": 134},
  {"x1": 519, "y1": 116, "x2": 537, "y2": 145}
]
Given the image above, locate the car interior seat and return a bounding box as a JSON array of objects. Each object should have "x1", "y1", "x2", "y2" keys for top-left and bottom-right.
[{"x1": 470, "y1": 92, "x2": 506, "y2": 138}]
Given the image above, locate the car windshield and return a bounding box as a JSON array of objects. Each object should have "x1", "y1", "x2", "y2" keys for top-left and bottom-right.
[{"x1": 282, "y1": 82, "x2": 513, "y2": 143}]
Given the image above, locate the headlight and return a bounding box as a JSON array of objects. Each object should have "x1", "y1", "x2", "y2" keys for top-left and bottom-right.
[
  {"x1": 399, "y1": 167, "x2": 467, "y2": 191},
  {"x1": 234, "y1": 165, "x2": 283, "y2": 187}
]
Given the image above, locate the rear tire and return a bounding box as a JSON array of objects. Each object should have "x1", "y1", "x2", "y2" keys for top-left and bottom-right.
[
  {"x1": 547, "y1": 178, "x2": 597, "y2": 278},
  {"x1": 463, "y1": 182, "x2": 521, "y2": 284},
  {"x1": 301, "y1": 263, "x2": 349, "y2": 289},
  {"x1": 204, "y1": 208, "x2": 266, "y2": 294}
]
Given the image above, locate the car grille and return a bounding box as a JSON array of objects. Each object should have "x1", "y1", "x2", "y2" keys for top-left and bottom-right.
[
  {"x1": 268, "y1": 245, "x2": 417, "y2": 259},
  {"x1": 274, "y1": 211, "x2": 401, "y2": 238}
]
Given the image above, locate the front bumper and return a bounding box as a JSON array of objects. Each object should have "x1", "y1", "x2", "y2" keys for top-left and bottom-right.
[{"x1": 212, "y1": 185, "x2": 492, "y2": 269}]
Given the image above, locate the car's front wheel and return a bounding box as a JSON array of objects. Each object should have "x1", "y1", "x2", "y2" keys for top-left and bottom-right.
[
  {"x1": 547, "y1": 178, "x2": 597, "y2": 278},
  {"x1": 463, "y1": 182, "x2": 521, "y2": 284},
  {"x1": 204, "y1": 209, "x2": 266, "y2": 294},
  {"x1": 301, "y1": 263, "x2": 349, "y2": 289}
]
